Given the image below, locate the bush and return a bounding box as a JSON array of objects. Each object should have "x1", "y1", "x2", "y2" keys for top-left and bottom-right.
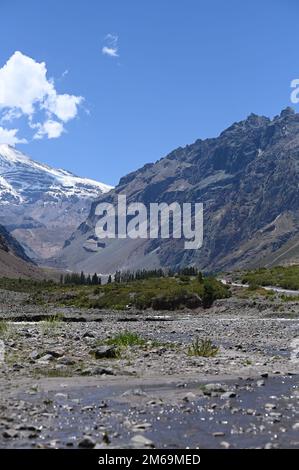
[
  {"x1": 106, "y1": 331, "x2": 146, "y2": 347},
  {"x1": 242, "y1": 265, "x2": 299, "y2": 290},
  {"x1": 187, "y1": 338, "x2": 219, "y2": 357}
]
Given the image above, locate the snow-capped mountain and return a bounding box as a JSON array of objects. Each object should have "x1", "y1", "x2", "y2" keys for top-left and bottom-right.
[
  {"x1": 0, "y1": 144, "x2": 112, "y2": 204},
  {"x1": 0, "y1": 144, "x2": 113, "y2": 260}
]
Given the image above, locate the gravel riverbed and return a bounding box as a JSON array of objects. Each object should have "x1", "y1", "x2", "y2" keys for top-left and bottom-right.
[{"x1": 0, "y1": 290, "x2": 298, "y2": 449}]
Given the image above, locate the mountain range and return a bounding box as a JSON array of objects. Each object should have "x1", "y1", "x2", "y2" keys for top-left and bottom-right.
[
  {"x1": 0, "y1": 144, "x2": 113, "y2": 260},
  {"x1": 54, "y1": 107, "x2": 299, "y2": 274},
  {"x1": 1, "y1": 107, "x2": 299, "y2": 277}
]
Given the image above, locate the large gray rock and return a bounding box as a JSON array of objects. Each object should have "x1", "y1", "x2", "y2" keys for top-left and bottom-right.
[{"x1": 93, "y1": 346, "x2": 118, "y2": 359}]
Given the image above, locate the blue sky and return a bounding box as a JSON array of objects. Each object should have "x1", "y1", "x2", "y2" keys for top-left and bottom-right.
[{"x1": 0, "y1": 0, "x2": 298, "y2": 185}]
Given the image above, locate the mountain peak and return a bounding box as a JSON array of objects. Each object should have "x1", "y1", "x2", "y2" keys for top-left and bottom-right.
[
  {"x1": 279, "y1": 106, "x2": 295, "y2": 118},
  {"x1": 0, "y1": 146, "x2": 113, "y2": 260},
  {"x1": 0, "y1": 143, "x2": 31, "y2": 164},
  {"x1": 0, "y1": 145, "x2": 113, "y2": 203},
  {"x1": 220, "y1": 112, "x2": 270, "y2": 137}
]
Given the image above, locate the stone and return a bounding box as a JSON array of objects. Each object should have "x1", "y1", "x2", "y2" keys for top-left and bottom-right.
[
  {"x1": 45, "y1": 350, "x2": 64, "y2": 358},
  {"x1": 93, "y1": 346, "x2": 118, "y2": 359},
  {"x1": 220, "y1": 441, "x2": 230, "y2": 449},
  {"x1": 37, "y1": 354, "x2": 54, "y2": 363},
  {"x1": 257, "y1": 380, "x2": 265, "y2": 387},
  {"x1": 55, "y1": 393, "x2": 68, "y2": 399},
  {"x1": 30, "y1": 350, "x2": 41, "y2": 360},
  {"x1": 131, "y1": 423, "x2": 152, "y2": 432},
  {"x1": 131, "y1": 435, "x2": 154, "y2": 448},
  {"x1": 265, "y1": 403, "x2": 276, "y2": 410},
  {"x1": 3, "y1": 429, "x2": 19, "y2": 439},
  {"x1": 264, "y1": 443, "x2": 277, "y2": 449},
  {"x1": 182, "y1": 392, "x2": 197, "y2": 402},
  {"x1": 57, "y1": 356, "x2": 76, "y2": 365},
  {"x1": 78, "y1": 436, "x2": 96, "y2": 448},
  {"x1": 93, "y1": 367, "x2": 115, "y2": 375},
  {"x1": 221, "y1": 392, "x2": 236, "y2": 399},
  {"x1": 203, "y1": 383, "x2": 226, "y2": 395},
  {"x1": 83, "y1": 332, "x2": 96, "y2": 338}
]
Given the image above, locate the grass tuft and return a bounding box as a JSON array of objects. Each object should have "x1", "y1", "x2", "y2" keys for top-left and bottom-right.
[
  {"x1": 106, "y1": 330, "x2": 146, "y2": 347},
  {"x1": 41, "y1": 314, "x2": 63, "y2": 336},
  {"x1": 188, "y1": 337, "x2": 219, "y2": 357},
  {"x1": 0, "y1": 320, "x2": 8, "y2": 337}
]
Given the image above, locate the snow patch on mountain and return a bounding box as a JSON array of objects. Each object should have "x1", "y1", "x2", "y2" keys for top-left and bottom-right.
[{"x1": 0, "y1": 144, "x2": 113, "y2": 204}]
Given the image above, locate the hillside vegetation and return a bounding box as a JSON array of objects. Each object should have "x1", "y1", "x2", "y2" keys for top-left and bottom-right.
[
  {"x1": 0, "y1": 273, "x2": 230, "y2": 311},
  {"x1": 241, "y1": 265, "x2": 299, "y2": 290}
]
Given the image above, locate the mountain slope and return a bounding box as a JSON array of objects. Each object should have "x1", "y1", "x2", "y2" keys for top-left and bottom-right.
[
  {"x1": 0, "y1": 224, "x2": 43, "y2": 278},
  {"x1": 55, "y1": 107, "x2": 299, "y2": 274},
  {"x1": 0, "y1": 144, "x2": 113, "y2": 259}
]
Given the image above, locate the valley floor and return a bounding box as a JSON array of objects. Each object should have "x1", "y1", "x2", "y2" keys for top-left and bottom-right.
[{"x1": 0, "y1": 290, "x2": 298, "y2": 449}]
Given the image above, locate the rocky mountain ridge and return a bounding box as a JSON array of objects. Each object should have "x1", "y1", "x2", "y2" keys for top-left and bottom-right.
[{"x1": 56, "y1": 107, "x2": 299, "y2": 273}]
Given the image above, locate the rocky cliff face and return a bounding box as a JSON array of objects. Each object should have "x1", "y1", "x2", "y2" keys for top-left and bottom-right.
[
  {"x1": 0, "y1": 224, "x2": 32, "y2": 262},
  {"x1": 55, "y1": 107, "x2": 299, "y2": 273},
  {"x1": 0, "y1": 144, "x2": 113, "y2": 260},
  {"x1": 0, "y1": 224, "x2": 45, "y2": 278}
]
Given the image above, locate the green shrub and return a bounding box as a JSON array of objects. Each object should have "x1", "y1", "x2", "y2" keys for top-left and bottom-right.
[
  {"x1": 0, "y1": 320, "x2": 8, "y2": 337},
  {"x1": 106, "y1": 331, "x2": 146, "y2": 347},
  {"x1": 202, "y1": 277, "x2": 230, "y2": 308},
  {"x1": 188, "y1": 337, "x2": 219, "y2": 357},
  {"x1": 242, "y1": 265, "x2": 299, "y2": 290}
]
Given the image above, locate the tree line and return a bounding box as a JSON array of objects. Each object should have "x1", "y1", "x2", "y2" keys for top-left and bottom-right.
[
  {"x1": 115, "y1": 266, "x2": 201, "y2": 283},
  {"x1": 60, "y1": 271, "x2": 103, "y2": 285},
  {"x1": 60, "y1": 266, "x2": 202, "y2": 286}
]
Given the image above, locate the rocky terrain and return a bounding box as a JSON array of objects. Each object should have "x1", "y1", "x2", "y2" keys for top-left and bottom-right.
[
  {"x1": 57, "y1": 107, "x2": 299, "y2": 274},
  {"x1": 0, "y1": 287, "x2": 298, "y2": 449},
  {"x1": 0, "y1": 144, "x2": 113, "y2": 260}
]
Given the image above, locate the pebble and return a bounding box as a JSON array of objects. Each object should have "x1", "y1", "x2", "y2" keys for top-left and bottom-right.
[
  {"x1": 78, "y1": 436, "x2": 96, "y2": 448},
  {"x1": 257, "y1": 380, "x2": 265, "y2": 387},
  {"x1": 221, "y1": 392, "x2": 236, "y2": 399},
  {"x1": 131, "y1": 435, "x2": 155, "y2": 448}
]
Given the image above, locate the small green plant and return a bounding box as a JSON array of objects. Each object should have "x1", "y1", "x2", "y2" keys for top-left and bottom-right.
[
  {"x1": 41, "y1": 314, "x2": 63, "y2": 336},
  {"x1": 243, "y1": 359, "x2": 253, "y2": 366},
  {"x1": 0, "y1": 320, "x2": 8, "y2": 338},
  {"x1": 0, "y1": 320, "x2": 14, "y2": 339},
  {"x1": 106, "y1": 330, "x2": 146, "y2": 347},
  {"x1": 281, "y1": 294, "x2": 299, "y2": 302},
  {"x1": 187, "y1": 337, "x2": 219, "y2": 357}
]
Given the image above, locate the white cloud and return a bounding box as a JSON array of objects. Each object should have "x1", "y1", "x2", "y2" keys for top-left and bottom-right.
[
  {"x1": 0, "y1": 51, "x2": 83, "y2": 143},
  {"x1": 45, "y1": 93, "x2": 82, "y2": 122},
  {"x1": 0, "y1": 108, "x2": 22, "y2": 123},
  {"x1": 0, "y1": 51, "x2": 52, "y2": 115},
  {"x1": 102, "y1": 34, "x2": 119, "y2": 57},
  {"x1": 32, "y1": 120, "x2": 64, "y2": 140},
  {"x1": 0, "y1": 126, "x2": 27, "y2": 145},
  {"x1": 102, "y1": 46, "x2": 118, "y2": 58}
]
